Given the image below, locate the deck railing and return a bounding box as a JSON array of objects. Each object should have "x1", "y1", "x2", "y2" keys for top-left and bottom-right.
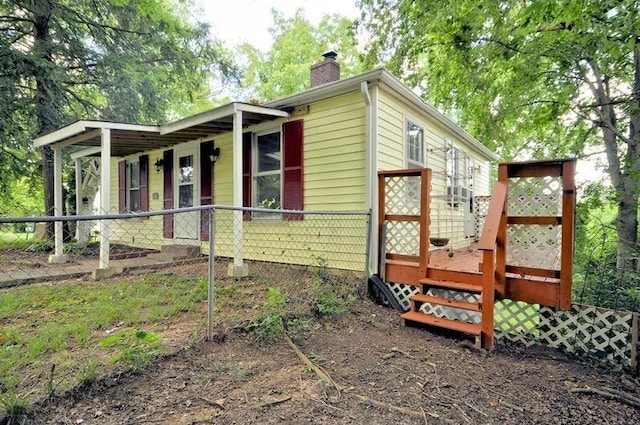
[{"x1": 477, "y1": 180, "x2": 508, "y2": 349}]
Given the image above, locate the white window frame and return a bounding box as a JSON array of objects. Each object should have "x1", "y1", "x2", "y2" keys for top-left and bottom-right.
[
  {"x1": 252, "y1": 128, "x2": 283, "y2": 214},
  {"x1": 405, "y1": 118, "x2": 425, "y2": 169}
]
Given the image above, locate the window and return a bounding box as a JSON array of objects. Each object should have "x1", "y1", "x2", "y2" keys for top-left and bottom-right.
[
  {"x1": 128, "y1": 161, "x2": 140, "y2": 211},
  {"x1": 254, "y1": 131, "x2": 282, "y2": 211},
  {"x1": 446, "y1": 142, "x2": 470, "y2": 208},
  {"x1": 118, "y1": 155, "x2": 148, "y2": 213},
  {"x1": 406, "y1": 120, "x2": 425, "y2": 206},
  {"x1": 242, "y1": 120, "x2": 304, "y2": 220},
  {"x1": 406, "y1": 120, "x2": 425, "y2": 168}
]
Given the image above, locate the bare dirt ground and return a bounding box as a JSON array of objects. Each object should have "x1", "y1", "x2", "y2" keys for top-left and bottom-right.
[{"x1": 26, "y1": 299, "x2": 640, "y2": 425}]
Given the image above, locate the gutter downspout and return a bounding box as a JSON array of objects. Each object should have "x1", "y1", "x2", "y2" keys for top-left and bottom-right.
[{"x1": 361, "y1": 81, "x2": 378, "y2": 278}]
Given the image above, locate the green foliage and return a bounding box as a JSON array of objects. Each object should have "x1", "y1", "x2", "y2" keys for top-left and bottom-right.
[
  {"x1": 104, "y1": 329, "x2": 163, "y2": 371},
  {"x1": 246, "y1": 288, "x2": 287, "y2": 342},
  {"x1": 0, "y1": 273, "x2": 206, "y2": 401},
  {"x1": 311, "y1": 260, "x2": 357, "y2": 316},
  {"x1": 0, "y1": 391, "x2": 30, "y2": 425},
  {"x1": 239, "y1": 8, "x2": 363, "y2": 101},
  {"x1": 0, "y1": 0, "x2": 238, "y2": 216},
  {"x1": 359, "y1": 0, "x2": 640, "y2": 261}
]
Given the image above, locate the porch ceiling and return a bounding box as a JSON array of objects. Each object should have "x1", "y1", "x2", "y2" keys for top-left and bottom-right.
[{"x1": 33, "y1": 102, "x2": 289, "y2": 158}]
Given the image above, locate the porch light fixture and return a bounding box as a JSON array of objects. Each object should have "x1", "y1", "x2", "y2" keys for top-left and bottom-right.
[
  {"x1": 209, "y1": 146, "x2": 221, "y2": 164},
  {"x1": 154, "y1": 158, "x2": 164, "y2": 173}
]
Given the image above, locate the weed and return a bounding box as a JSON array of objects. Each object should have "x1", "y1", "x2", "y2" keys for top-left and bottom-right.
[
  {"x1": 0, "y1": 392, "x2": 30, "y2": 425},
  {"x1": 311, "y1": 259, "x2": 357, "y2": 317},
  {"x1": 284, "y1": 317, "x2": 311, "y2": 344},
  {"x1": 79, "y1": 361, "x2": 99, "y2": 387},
  {"x1": 246, "y1": 288, "x2": 287, "y2": 342},
  {"x1": 105, "y1": 329, "x2": 163, "y2": 371}
]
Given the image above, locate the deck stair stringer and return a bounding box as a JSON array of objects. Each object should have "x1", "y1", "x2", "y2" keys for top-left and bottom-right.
[{"x1": 401, "y1": 271, "x2": 486, "y2": 347}]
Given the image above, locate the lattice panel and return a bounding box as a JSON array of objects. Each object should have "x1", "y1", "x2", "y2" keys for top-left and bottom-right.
[
  {"x1": 507, "y1": 224, "x2": 561, "y2": 270},
  {"x1": 384, "y1": 176, "x2": 421, "y2": 216},
  {"x1": 494, "y1": 301, "x2": 636, "y2": 367},
  {"x1": 385, "y1": 282, "x2": 418, "y2": 310},
  {"x1": 474, "y1": 196, "x2": 490, "y2": 241},
  {"x1": 508, "y1": 176, "x2": 561, "y2": 217},
  {"x1": 419, "y1": 289, "x2": 481, "y2": 324},
  {"x1": 494, "y1": 299, "x2": 541, "y2": 344},
  {"x1": 385, "y1": 220, "x2": 420, "y2": 256}
]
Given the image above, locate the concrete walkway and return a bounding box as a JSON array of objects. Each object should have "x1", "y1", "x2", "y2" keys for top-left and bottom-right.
[{"x1": 0, "y1": 254, "x2": 207, "y2": 288}]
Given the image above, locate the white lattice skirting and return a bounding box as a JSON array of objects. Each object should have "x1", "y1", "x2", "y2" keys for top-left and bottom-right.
[{"x1": 386, "y1": 282, "x2": 639, "y2": 368}]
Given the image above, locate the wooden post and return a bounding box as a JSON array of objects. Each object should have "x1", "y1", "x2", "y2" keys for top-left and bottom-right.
[
  {"x1": 496, "y1": 164, "x2": 508, "y2": 298},
  {"x1": 377, "y1": 172, "x2": 386, "y2": 276},
  {"x1": 481, "y1": 249, "x2": 495, "y2": 350},
  {"x1": 419, "y1": 168, "x2": 431, "y2": 277},
  {"x1": 560, "y1": 159, "x2": 576, "y2": 310}
]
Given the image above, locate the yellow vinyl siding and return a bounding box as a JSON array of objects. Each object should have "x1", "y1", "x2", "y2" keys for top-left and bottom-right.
[
  {"x1": 107, "y1": 91, "x2": 368, "y2": 270},
  {"x1": 377, "y1": 88, "x2": 492, "y2": 250},
  {"x1": 109, "y1": 148, "x2": 167, "y2": 250}
]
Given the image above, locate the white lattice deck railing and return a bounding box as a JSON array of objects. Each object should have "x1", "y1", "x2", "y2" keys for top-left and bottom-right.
[{"x1": 385, "y1": 281, "x2": 639, "y2": 368}]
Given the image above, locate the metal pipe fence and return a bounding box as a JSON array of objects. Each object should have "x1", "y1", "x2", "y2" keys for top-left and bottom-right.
[{"x1": 0, "y1": 206, "x2": 371, "y2": 340}]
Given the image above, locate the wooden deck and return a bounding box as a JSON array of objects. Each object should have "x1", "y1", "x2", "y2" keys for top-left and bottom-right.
[{"x1": 428, "y1": 243, "x2": 482, "y2": 273}]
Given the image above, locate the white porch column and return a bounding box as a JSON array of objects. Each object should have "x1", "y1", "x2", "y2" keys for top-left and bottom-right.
[
  {"x1": 48, "y1": 146, "x2": 68, "y2": 264},
  {"x1": 97, "y1": 128, "x2": 112, "y2": 272},
  {"x1": 228, "y1": 109, "x2": 248, "y2": 277},
  {"x1": 74, "y1": 158, "x2": 82, "y2": 241}
]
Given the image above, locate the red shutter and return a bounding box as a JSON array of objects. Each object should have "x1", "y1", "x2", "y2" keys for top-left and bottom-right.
[
  {"x1": 118, "y1": 160, "x2": 126, "y2": 213},
  {"x1": 200, "y1": 141, "x2": 214, "y2": 240},
  {"x1": 139, "y1": 155, "x2": 149, "y2": 212},
  {"x1": 242, "y1": 132, "x2": 252, "y2": 220},
  {"x1": 162, "y1": 149, "x2": 174, "y2": 238},
  {"x1": 283, "y1": 120, "x2": 304, "y2": 220}
]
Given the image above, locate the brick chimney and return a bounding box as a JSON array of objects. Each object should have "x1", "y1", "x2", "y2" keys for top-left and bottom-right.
[{"x1": 310, "y1": 51, "x2": 340, "y2": 87}]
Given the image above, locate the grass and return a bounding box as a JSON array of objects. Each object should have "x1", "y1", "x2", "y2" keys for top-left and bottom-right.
[{"x1": 0, "y1": 274, "x2": 207, "y2": 410}]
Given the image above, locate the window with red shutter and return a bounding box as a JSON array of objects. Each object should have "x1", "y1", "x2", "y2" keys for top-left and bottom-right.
[
  {"x1": 118, "y1": 155, "x2": 149, "y2": 213},
  {"x1": 200, "y1": 141, "x2": 214, "y2": 240},
  {"x1": 283, "y1": 120, "x2": 304, "y2": 220},
  {"x1": 242, "y1": 132, "x2": 252, "y2": 220},
  {"x1": 162, "y1": 149, "x2": 174, "y2": 238},
  {"x1": 243, "y1": 120, "x2": 304, "y2": 220}
]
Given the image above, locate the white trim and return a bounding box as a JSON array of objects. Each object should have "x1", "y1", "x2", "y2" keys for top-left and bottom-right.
[
  {"x1": 33, "y1": 120, "x2": 159, "y2": 148},
  {"x1": 70, "y1": 146, "x2": 102, "y2": 159},
  {"x1": 160, "y1": 102, "x2": 288, "y2": 136},
  {"x1": 404, "y1": 115, "x2": 426, "y2": 169},
  {"x1": 265, "y1": 69, "x2": 498, "y2": 162},
  {"x1": 252, "y1": 127, "x2": 283, "y2": 211}
]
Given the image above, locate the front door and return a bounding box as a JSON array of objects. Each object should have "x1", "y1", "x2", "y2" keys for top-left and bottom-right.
[{"x1": 174, "y1": 146, "x2": 199, "y2": 241}]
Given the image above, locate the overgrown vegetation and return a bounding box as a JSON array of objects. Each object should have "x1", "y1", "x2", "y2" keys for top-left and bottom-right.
[
  {"x1": 0, "y1": 274, "x2": 207, "y2": 416},
  {"x1": 245, "y1": 260, "x2": 361, "y2": 342},
  {"x1": 573, "y1": 183, "x2": 640, "y2": 311}
]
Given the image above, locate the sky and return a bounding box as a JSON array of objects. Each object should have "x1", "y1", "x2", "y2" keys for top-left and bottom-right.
[{"x1": 198, "y1": 0, "x2": 360, "y2": 51}]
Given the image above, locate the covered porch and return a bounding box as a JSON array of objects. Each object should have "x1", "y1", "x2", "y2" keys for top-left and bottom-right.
[{"x1": 32, "y1": 103, "x2": 289, "y2": 276}]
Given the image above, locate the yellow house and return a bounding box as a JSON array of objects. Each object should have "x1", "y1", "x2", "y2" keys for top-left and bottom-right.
[{"x1": 32, "y1": 52, "x2": 498, "y2": 277}]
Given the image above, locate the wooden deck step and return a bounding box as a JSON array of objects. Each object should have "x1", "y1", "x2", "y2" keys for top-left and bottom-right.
[
  {"x1": 401, "y1": 311, "x2": 481, "y2": 336},
  {"x1": 385, "y1": 259, "x2": 419, "y2": 268},
  {"x1": 410, "y1": 294, "x2": 481, "y2": 312},
  {"x1": 419, "y1": 278, "x2": 482, "y2": 293}
]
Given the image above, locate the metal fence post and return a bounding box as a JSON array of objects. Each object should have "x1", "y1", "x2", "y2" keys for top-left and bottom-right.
[{"x1": 207, "y1": 207, "x2": 216, "y2": 341}]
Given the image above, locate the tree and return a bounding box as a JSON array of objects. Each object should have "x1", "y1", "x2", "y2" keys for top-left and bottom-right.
[
  {"x1": 239, "y1": 8, "x2": 363, "y2": 101},
  {"x1": 0, "y1": 0, "x2": 236, "y2": 231},
  {"x1": 359, "y1": 0, "x2": 639, "y2": 268}
]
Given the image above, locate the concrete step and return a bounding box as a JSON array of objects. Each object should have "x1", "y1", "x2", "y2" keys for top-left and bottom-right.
[{"x1": 160, "y1": 244, "x2": 201, "y2": 260}]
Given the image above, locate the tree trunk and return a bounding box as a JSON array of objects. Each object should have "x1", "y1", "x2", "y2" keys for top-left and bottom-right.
[{"x1": 33, "y1": 2, "x2": 61, "y2": 238}]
